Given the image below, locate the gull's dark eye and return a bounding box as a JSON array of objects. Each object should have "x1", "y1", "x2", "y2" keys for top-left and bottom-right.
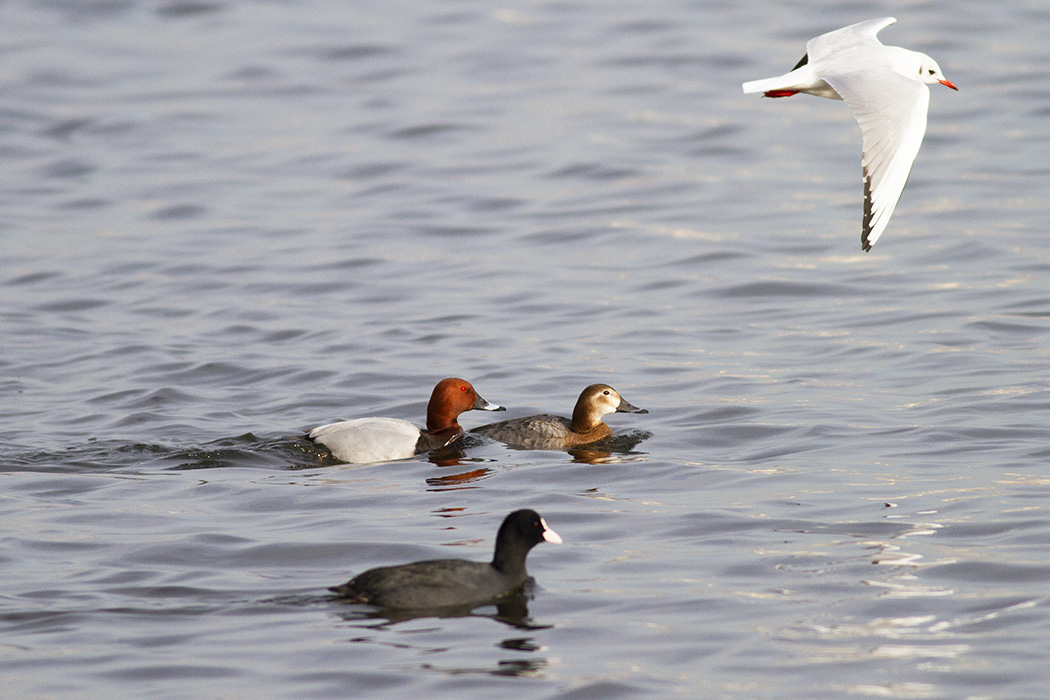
[{"x1": 927, "y1": 68, "x2": 935, "y2": 75}]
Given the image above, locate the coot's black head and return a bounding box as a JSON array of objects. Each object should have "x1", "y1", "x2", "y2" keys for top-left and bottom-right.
[
  {"x1": 501, "y1": 509, "x2": 562, "y2": 545},
  {"x1": 491, "y1": 509, "x2": 561, "y2": 573}
]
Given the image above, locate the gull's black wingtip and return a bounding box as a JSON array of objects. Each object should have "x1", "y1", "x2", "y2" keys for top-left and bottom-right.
[{"x1": 861, "y1": 168, "x2": 874, "y2": 252}]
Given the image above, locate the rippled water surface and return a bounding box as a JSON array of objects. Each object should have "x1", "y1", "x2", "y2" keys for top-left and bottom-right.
[{"x1": 4, "y1": 1, "x2": 1050, "y2": 698}]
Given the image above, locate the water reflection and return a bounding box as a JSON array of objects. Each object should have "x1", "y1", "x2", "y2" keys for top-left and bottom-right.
[
  {"x1": 421, "y1": 655, "x2": 550, "y2": 678},
  {"x1": 330, "y1": 582, "x2": 551, "y2": 626},
  {"x1": 863, "y1": 517, "x2": 955, "y2": 598},
  {"x1": 328, "y1": 591, "x2": 551, "y2": 678},
  {"x1": 565, "y1": 444, "x2": 649, "y2": 465},
  {"x1": 766, "y1": 508, "x2": 1009, "y2": 697},
  {"x1": 479, "y1": 429, "x2": 654, "y2": 464},
  {"x1": 425, "y1": 464, "x2": 495, "y2": 489}
]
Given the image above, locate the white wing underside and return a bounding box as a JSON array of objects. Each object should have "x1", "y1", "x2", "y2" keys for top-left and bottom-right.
[
  {"x1": 807, "y1": 18, "x2": 928, "y2": 250},
  {"x1": 808, "y1": 18, "x2": 930, "y2": 250},
  {"x1": 825, "y1": 71, "x2": 929, "y2": 250}
]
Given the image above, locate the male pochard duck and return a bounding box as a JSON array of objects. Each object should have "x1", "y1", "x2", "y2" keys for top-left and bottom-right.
[
  {"x1": 471, "y1": 383, "x2": 647, "y2": 449},
  {"x1": 330, "y1": 509, "x2": 561, "y2": 609},
  {"x1": 307, "y1": 377, "x2": 504, "y2": 464}
]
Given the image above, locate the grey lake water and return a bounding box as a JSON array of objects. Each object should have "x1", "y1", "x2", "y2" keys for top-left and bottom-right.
[{"x1": 3, "y1": 0, "x2": 1050, "y2": 698}]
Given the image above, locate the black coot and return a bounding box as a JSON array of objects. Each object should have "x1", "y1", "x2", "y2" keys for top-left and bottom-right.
[{"x1": 330, "y1": 509, "x2": 562, "y2": 609}]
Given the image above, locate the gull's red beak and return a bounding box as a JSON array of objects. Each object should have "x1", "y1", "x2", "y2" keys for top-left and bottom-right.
[{"x1": 939, "y1": 78, "x2": 958, "y2": 91}]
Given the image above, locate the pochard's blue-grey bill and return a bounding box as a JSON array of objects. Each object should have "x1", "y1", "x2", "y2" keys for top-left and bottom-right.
[
  {"x1": 474, "y1": 394, "x2": 505, "y2": 411},
  {"x1": 616, "y1": 398, "x2": 648, "y2": 414}
]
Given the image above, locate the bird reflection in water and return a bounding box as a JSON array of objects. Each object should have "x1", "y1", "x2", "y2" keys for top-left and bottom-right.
[
  {"x1": 330, "y1": 589, "x2": 552, "y2": 678},
  {"x1": 505, "y1": 429, "x2": 653, "y2": 465},
  {"x1": 338, "y1": 590, "x2": 545, "y2": 629},
  {"x1": 424, "y1": 429, "x2": 652, "y2": 486}
]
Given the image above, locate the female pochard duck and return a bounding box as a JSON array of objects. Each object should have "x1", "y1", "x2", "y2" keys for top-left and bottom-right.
[
  {"x1": 330, "y1": 509, "x2": 561, "y2": 609},
  {"x1": 471, "y1": 383, "x2": 647, "y2": 449},
  {"x1": 308, "y1": 377, "x2": 504, "y2": 464}
]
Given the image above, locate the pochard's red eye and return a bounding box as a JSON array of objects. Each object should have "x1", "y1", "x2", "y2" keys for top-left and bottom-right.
[{"x1": 460, "y1": 385, "x2": 468, "y2": 392}]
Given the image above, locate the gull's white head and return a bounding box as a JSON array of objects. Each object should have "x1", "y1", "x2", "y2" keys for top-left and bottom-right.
[{"x1": 916, "y1": 53, "x2": 957, "y2": 90}]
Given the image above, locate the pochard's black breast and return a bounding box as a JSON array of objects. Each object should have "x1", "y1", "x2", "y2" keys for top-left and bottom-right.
[{"x1": 414, "y1": 428, "x2": 464, "y2": 455}]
